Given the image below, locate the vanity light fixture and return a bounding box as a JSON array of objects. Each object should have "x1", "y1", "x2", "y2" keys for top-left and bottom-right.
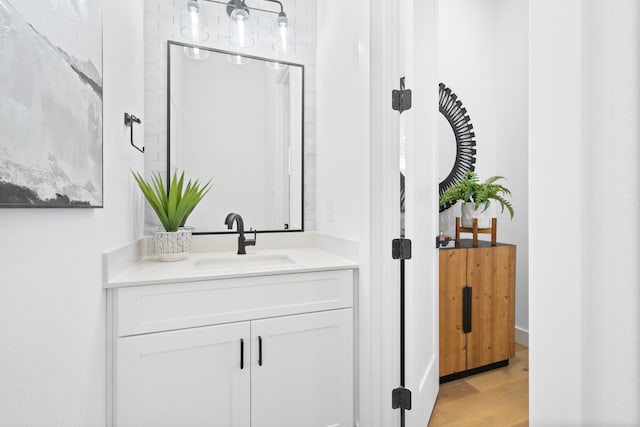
[
  {"x1": 180, "y1": 0, "x2": 294, "y2": 53},
  {"x1": 228, "y1": 0, "x2": 255, "y2": 47},
  {"x1": 180, "y1": 0, "x2": 210, "y2": 42},
  {"x1": 272, "y1": 10, "x2": 292, "y2": 53}
]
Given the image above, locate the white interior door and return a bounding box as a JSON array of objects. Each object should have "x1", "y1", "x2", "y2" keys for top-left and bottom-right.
[
  {"x1": 399, "y1": 0, "x2": 440, "y2": 425},
  {"x1": 116, "y1": 322, "x2": 251, "y2": 427},
  {"x1": 363, "y1": 1, "x2": 439, "y2": 425}
]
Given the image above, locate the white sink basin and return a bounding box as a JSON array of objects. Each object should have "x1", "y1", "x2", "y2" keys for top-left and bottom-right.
[{"x1": 194, "y1": 253, "x2": 297, "y2": 271}]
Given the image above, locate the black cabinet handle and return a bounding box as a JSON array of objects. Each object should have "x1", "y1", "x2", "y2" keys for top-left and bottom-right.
[
  {"x1": 258, "y1": 336, "x2": 263, "y2": 366},
  {"x1": 463, "y1": 286, "x2": 472, "y2": 333},
  {"x1": 240, "y1": 339, "x2": 244, "y2": 370}
]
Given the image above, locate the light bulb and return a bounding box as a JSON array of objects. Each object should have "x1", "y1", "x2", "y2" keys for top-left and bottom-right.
[
  {"x1": 231, "y1": 7, "x2": 249, "y2": 23},
  {"x1": 180, "y1": 0, "x2": 209, "y2": 42},
  {"x1": 229, "y1": 7, "x2": 255, "y2": 48},
  {"x1": 272, "y1": 12, "x2": 293, "y2": 53}
]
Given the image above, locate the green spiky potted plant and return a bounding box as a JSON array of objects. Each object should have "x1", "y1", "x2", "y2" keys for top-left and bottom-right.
[
  {"x1": 439, "y1": 171, "x2": 514, "y2": 228},
  {"x1": 132, "y1": 171, "x2": 211, "y2": 261}
]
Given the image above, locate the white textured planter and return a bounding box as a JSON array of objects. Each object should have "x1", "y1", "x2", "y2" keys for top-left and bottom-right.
[
  {"x1": 154, "y1": 228, "x2": 192, "y2": 261},
  {"x1": 461, "y1": 202, "x2": 493, "y2": 228}
]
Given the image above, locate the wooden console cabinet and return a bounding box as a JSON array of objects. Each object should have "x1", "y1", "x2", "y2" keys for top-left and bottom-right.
[{"x1": 439, "y1": 240, "x2": 516, "y2": 381}]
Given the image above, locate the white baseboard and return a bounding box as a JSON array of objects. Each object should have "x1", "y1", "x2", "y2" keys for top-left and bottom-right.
[{"x1": 515, "y1": 326, "x2": 529, "y2": 346}]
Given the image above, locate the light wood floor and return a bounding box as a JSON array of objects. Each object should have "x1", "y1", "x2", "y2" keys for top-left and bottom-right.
[{"x1": 428, "y1": 344, "x2": 529, "y2": 427}]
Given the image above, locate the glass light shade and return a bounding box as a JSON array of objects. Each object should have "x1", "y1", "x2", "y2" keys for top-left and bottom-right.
[
  {"x1": 180, "y1": 0, "x2": 209, "y2": 42},
  {"x1": 226, "y1": 53, "x2": 251, "y2": 65},
  {"x1": 183, "y1": 46, "x2": 210, "y2": 60},
  {"x1": 265, "y1": 60, "x2": 288, "y2": 70},
  {"x1": 272, "y1": 14, "x2": 294, "y2": 53},
  {"x1": 229, "y1": 8, "x2": 255, "y2": 48}
]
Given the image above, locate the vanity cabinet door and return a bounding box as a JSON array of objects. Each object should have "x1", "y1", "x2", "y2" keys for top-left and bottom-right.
[
  {"x1": 116, "y1": 322, "x2": 250, "y2": 427},
  {"x1": 439, "y1": 247, "x2": 468, "y2": 377},
  {"x1": 466, "y1": 245, "x2": 516, "y2": 370},
  {"x1": 250, "y1": 309, "x2": 353, "y2": 427}
]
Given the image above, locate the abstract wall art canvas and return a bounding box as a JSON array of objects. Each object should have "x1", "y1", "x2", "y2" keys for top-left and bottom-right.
[{"x1": 0, "y1": 0, "x2": 102, "y2": 207}]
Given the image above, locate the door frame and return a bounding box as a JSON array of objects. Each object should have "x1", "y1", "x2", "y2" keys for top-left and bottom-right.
[
  {"x1": 357, "y1": 0, "x2": 400, "y2": 426},
  {"x1": 359, "y1": 0, "x2": 439, "y2": 426}
]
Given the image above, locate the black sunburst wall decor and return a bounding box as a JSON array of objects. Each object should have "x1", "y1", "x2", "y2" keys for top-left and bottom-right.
[{"x1": 438, "y1": 82, "x2": 477, "y2": 212}]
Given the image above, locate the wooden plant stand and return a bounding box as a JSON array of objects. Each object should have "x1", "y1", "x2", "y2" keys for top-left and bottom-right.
[{"x1": 455, "y1": 217, "x2": 497, "y2": 247}]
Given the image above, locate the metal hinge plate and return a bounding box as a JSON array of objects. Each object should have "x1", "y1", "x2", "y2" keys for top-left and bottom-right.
[
  {"x1": 392, "y1": 238, "x2": 412, "y2": 260},
  {"x1": 392, "y1": 77, "x2": 412, "y2": 114},
  {"x1": 392, "y1": 387, "x2": 412, "y2": 410}
]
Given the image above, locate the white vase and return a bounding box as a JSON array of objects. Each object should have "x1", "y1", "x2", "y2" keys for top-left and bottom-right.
[
  {"x1": 154, "y1": 228, "x2": 192, "y2": 261},
  {"x1": 461, "y1": 202, "x2": 493, "y2": 228}
]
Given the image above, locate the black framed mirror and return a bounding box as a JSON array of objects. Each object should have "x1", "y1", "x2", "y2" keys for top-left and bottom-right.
[
  {"x1": 438, "y1": 82, "x2": 476, "y2": 212},
  {"x1": 167, "y1": 41, "x2": 304, "y2": 234}
]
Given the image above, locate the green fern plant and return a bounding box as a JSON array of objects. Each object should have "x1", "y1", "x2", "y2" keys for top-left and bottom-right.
[
  {"x1": 132, "y1": 171, "x2": 212, "y2": 232},
  {"x1": 439, "y1": 171, "x2": 514, "y2": 218}
]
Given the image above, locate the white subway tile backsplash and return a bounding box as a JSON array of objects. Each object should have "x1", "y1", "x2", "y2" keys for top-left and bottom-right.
[
  {"x1": 157, "y1": 0, "x2": 178, "y2": 16},
  {"x1": 144, "y1": 132, "x2": 159, "y2": 146}
]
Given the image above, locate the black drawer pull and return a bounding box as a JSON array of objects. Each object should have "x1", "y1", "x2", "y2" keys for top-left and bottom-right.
[
  {"x1": 463, "y1": 286, "x2": 472, "y2": 333},
  {"x1": 258, "y1": 336, "x2": 263, "y2": 366},
  {"x1": 240, "y1": 339, "x2": 244, "y2": 370}
]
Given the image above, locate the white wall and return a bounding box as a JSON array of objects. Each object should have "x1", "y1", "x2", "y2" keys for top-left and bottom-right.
[
  {"x1": 438, "y1": 1, "x2": 497, "y2": 183},
  {"x1": 314, "y1": 0, "x2": 378, "y2": 424},
  {"x1": 315, "y1": 0, "x2": 364, "y2": 241},
  {"x1": 529, "y1": 1, "x2": 583, "y2": 422},
  {"x1": 438, "y1": 0, "x2": 529, "y2": 335},
  {"x1": 580, "y1": 0, "x2": 640, "y2": 423},
  {"x1": 493, "y1": 0, "x2": 529, "y2": 341},
  {"x1": 530, "y1": 0, "x2": 640, "y2": 424},
  {"x1": 0, "y1": 0, "x2": 145, "y2": 425}
]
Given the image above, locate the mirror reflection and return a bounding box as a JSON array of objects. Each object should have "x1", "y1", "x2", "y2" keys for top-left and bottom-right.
[{"x1": 168, "y1": 42, "x2": 304, "y2": 233}]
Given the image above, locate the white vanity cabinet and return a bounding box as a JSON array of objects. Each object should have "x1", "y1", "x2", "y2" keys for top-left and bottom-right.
[{"x1": 107, "y1": 269, "x2": 355, "y2": 427}]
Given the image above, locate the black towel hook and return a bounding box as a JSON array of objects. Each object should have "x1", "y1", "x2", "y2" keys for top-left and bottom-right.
[{"x1": 124, "y1": 113, "x2": 144, "y2": 153}]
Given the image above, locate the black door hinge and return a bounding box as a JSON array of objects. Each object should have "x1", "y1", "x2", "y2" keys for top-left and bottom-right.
[
  {"x1": 392, "y1": 238, "x2": 412, "y2": 260},
  {"x1": 392, "y1": 387, "x2": 412, "y2": 410},
  {"x1": 392, "y1": 77, "x2": 412, "y2": 114}
]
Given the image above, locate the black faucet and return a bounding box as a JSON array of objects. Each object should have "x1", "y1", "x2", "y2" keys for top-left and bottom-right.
[{"x1": 224, "y1": 212, "x2": 256, "y2": 255}]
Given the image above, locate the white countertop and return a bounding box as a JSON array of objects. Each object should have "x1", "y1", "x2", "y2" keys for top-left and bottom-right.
[{"x1": 105, "y1": 247, "x2": 358, "y2": 288}]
